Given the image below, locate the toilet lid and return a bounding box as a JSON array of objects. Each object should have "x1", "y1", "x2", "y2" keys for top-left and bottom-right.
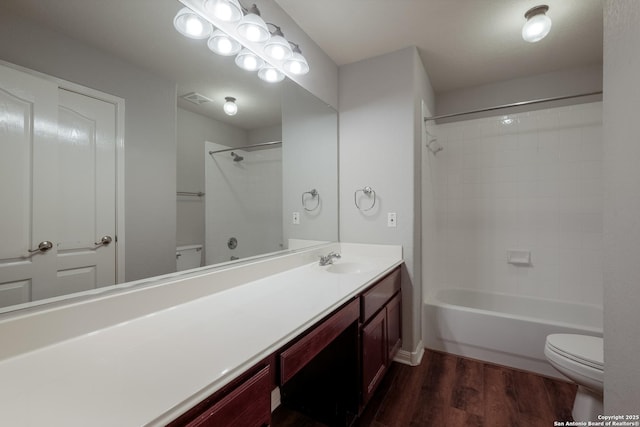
[{"x1": 546, "y1": 334, "x2": 603, "y2": 370}]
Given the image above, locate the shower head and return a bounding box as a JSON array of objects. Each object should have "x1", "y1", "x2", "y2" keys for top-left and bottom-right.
[{"x1": 230, "y1": 152, "x2": 244, "y2": 162}]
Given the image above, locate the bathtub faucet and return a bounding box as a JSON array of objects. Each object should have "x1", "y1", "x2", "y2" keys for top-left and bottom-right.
[{"x1": 319, "y1": 251, "x2": 341, "y2": 266}]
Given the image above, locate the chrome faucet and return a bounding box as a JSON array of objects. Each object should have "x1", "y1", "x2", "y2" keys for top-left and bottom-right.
[{"x1": 319, "y1": 251, "x2": 341, "y2": 266}]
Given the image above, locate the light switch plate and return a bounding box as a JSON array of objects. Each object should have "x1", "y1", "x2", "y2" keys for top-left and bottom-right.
[{"x1": 292, "y1": 212, "x2": 300, "y2": 225}]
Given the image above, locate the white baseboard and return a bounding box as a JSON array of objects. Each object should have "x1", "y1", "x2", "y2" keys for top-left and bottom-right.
[{"x1": 393, "y1": 340, "x2": 425, "y2": 366}]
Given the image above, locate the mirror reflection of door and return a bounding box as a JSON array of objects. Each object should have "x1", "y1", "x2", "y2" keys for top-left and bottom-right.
[{"x1": 0, "y1": 63, "x2": 117, "y2": 308}]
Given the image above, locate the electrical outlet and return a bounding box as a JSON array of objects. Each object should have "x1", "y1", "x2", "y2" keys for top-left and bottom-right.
[
  {"x1": 292, "y1": 212, "x2": 300, "y2": 225},
  {"x1": 387, "y1": 212, "x2": 397, "y2": 227}
]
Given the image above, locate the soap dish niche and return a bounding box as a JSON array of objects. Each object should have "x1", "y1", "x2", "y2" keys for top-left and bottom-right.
[{"x1": 507, "y1": 250, "x2": 532, "y2": 266}]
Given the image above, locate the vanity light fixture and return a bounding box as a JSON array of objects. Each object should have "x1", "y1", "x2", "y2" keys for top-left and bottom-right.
[
  {"x1": 223, "y1": 97, "x2": 238, "y2": 116},
  {"x1": 208, "y1": 29, "x2": 242, "y2": 55},
  {"x1": 522, "y1": 5, "x2": 552, "y2": 43},
  {"x1": 173, "y1": 7, "x2": 213, "y2": 39},
  {"x1": 283, "y1": 43, "x2": 310, "y2": 75},
  {"x1": 264, "y1": 25, "x2": 293, "y2": 61},
  {"x1": 173, "y1": 2, "x2": 310, "y2": 83},
  {"x1": 258, "y1": 65, "x2": 285, "y2": 83},
  {"x1": 235, "y1": 48, "x2": 264, "y2": 71},
  {"x1": 236, "y1": 4, "x2": 270, "y2": 42},
  {"x1": 203, "y1": 0, "x2": 243, "y2": 22}
]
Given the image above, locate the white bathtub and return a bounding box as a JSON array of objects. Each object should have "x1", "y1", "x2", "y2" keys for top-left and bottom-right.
[{"x1": 423, "y1": 288, "x2": 603, "y2": 379}]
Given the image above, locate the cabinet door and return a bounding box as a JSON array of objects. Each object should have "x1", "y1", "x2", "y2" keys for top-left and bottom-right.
[
  {"x1": 185, "y1": 366, "x2": 271, "y2": 427},
  {"x1": 386, "y1": 293, "x2": 402, "y2": 361},
  {"x1": 361, "y1": 308, "x2": 387, "y2": 404}
]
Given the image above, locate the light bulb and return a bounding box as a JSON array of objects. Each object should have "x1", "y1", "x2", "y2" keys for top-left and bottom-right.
[
  {"x1": 237, "y1": 14, "x2": 270, "y2": 42},
  {"x1": 258, "y1": 66, "x2": 285, "y2": 83},
  {"x1": 264, "y1": 35, "x2": 293, "y2": 61},
  {"x1": 522, "y1": 5, "x2": 552, "y2": 43},
  {"x1": 208, "y1": 30, "x2": 241, "y2": 56},
  {"x1": 173, "y1": 8, "x2": 212, "y2": 39},
  {"x1": 204, "y1": 0, "x2": 243, "y2": 22},
  {"x1": 283, "y1": 52, "x2": 309, "y2": 75},
  {"x1": 223, "y1": 97, "x2": 238, "y2": 116},
  {"x1": 235, "y1": 49, "x2": 264, "y2": 71}
]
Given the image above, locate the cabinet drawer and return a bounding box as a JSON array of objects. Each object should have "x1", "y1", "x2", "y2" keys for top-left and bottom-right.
[
  {"x1": 185, "y1": 365, "x2": 271, "y2": 427},
  {"x1": 361, "y1": 267, "x2": 401, "y2": 322},
  {"x1": 280, "y1": 298, "x2": 359, "y2": 384}
]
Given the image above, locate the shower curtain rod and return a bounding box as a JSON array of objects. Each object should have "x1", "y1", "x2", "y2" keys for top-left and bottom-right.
[
  {"x1": 208, "y1": 140, "x2": 282, "y2": 155},
  {"x1": 423, "y1": 91, "x2": 603, "y2": 122}
]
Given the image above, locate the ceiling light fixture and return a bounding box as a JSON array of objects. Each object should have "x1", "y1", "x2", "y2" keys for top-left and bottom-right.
[
  {"x1": 173, "y1": 7, "x2": 213, "y2": 39},
  {"x1": 522, "y1": 5, "x2": 552, "y2": 43},
  {"x1": 223, "y1": 97, "x2": 238, "y2": 115},
  {"x1": 173, "y1": 1, "x2": 310, "y2": 84}
]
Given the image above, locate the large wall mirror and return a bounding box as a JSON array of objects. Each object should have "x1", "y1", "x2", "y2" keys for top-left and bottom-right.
[{"x1": 0, "y1": 0, "x2": 338, "y2": 313}]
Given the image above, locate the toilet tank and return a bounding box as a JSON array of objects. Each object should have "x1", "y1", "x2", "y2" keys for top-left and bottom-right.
[{"x1": 176, "y1": 245, "x2": 203, "y2": 271}]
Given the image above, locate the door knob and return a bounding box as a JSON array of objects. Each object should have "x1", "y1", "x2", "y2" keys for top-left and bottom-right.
[
  {"x1": 94, "y1": 236, "x2": 113, "y2": 247},
  {"x1": 28, "y1": 241, "x2": 54, "y2": 253}
]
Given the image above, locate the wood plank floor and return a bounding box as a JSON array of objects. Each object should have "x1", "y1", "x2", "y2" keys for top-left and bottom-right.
[{"x1": 273, "y1": 349, "x2": 577, "y2": 427}]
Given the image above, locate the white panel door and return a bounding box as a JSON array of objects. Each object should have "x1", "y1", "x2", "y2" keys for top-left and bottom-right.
[
  {"x1": 0, "y1": 64, "x2": 117, "y2": 308},
  {"x1": 0, "y1": 64, "x2": 59, "y2": 308},
  {"x1": 49, "y1": 89, "x2": 116, "y2": 301}
]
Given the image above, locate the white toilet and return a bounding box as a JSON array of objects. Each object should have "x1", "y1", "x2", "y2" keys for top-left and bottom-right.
[
  {"x1": 176, "y1": 245, "x2": 203, "y2": 271},
  {"x1": 544, "y1": 334, "x2": 603, "y2": 421}
]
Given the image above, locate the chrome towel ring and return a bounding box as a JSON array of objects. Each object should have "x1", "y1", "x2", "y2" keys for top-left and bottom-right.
[
  {"x1": 302, "y1": 189, "x2": 320, "y2": 211},
  {"x1": 354, "y1": 186, "x2": 376, "y2": 211}
]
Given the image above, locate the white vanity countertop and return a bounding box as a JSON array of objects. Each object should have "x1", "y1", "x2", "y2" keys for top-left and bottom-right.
[{"x1": 0, "y1": 243, "x2": 402, "y2": 427}]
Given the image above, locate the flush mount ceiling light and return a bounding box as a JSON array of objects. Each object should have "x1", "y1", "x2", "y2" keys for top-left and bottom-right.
[
  {"x1": 223, "y1": 97, "x2": 238, "y2": 116},
  {"x1": 522, "y1": 5, "x2": 552, "y2": 43},
  {"x1": 173, "y1": 7, "x2": 213, "y2": 39},
  {"x1": 173, "y1": 1, "x2": 310, "y2": 84},
  {"x1": 207, "y1": 29, "x2": 241, "y2": 56},
  {"x1": 203, "y1": 0, "x2": 243, "y2": 22}
]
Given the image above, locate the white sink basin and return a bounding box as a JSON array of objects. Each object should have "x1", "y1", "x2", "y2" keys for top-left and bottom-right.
[{"x1": 324, "y1": 261, "x2": 375, "y2": 274}]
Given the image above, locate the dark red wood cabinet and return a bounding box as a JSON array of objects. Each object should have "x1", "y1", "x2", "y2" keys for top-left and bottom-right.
[
  {"x1": 167, "y1": 265, "x2": 402, "y2": 426},
  {"x1": 360, "y1": 268, "x2": 402, "y2": 406},
  {"x1": 167, "y1": 362, "x2": 273, "y2": 427}
]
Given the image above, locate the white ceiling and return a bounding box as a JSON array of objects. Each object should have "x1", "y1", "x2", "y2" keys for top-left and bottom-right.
[
  {"x1": 275, "y1": 0, "x2": 603, "y2": 93},
  {"x1": 1, "y1": 0, "x2": 603, "y2": 127}
]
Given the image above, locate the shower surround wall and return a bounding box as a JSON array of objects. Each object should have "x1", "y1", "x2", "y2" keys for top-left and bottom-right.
[
  {"x1": 432, "y1": 102, "x2": 603, "y2": 306},
  {"x1": 205, "y1": 142, "x2": 283, "y2": 264}
]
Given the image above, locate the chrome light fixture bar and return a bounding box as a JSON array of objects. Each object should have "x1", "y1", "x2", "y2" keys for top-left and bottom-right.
[{"x1": 176, "y1": 0, "x2": 310, "y2": 87}]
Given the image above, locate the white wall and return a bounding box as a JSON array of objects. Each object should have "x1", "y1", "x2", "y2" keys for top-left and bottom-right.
[
  {"x1": 602, "y1": 0, "x2": 640, "y2": 413},
  {"x1": 177, "y1": 108, "x2": 249, "y2": 252},
  {"x1": 339, "y1": 47, "x2": 435, "y2": 355},
  {"x1": 429, "y1": 103, "x2": 603, "y2": 305},
  {"x1": 282, "y1": 83, "x2": 338, "y2": 243},
  {"x1": 0, "y1": 14, "x2": 177, "y2": 282}
]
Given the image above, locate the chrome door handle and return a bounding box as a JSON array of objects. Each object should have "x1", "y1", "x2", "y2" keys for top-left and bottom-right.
[
  {"x1": 94, "y1": 236, "x2": 113, "y2": 247},
  {"x1": 28, "y1": 241, "x2": 54, "y2": 253}
]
